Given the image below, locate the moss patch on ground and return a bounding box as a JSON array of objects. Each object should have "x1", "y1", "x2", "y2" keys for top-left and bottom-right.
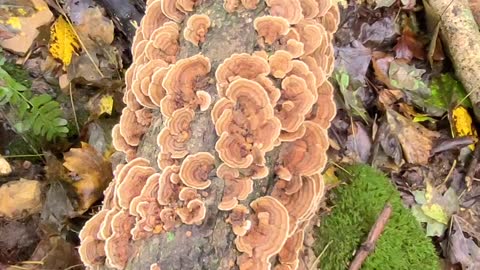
[{"x1": 315, "y1": 164, "x2": 439, "y2": 270}]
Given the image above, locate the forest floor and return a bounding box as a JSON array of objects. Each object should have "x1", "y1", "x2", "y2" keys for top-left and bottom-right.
[{"x1": 0, "y1": 0, "x2": 479, "y2": 269}]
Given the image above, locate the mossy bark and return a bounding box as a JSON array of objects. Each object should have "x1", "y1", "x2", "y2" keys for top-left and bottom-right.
[
  {"x1": 428, "y1": 0, "x2": 480, "y2": 120},
  {"x1": 125, "y1": 1, "x2": 278, "y2": 269}
]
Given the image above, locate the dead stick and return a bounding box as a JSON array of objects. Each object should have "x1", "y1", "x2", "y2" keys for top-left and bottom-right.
[{"x1": 348, "y1": 203, "x2": 393, "y2": 270}]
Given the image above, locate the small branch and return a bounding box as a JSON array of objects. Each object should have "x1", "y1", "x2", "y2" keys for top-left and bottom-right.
[{"x1": 348, "y1": 203, "x2": 393, "y2": 270}]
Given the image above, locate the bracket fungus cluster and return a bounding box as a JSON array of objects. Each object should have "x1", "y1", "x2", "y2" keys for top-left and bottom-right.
[{"x1": 79, "y1": 0, "x2": 338, "y2": 269}]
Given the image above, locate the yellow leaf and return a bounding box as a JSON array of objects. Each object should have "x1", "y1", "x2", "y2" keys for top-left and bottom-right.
[
  {"x1": 63, "y1": 142, "x2": 112, "y2": 213},
  {"x1": 99, "y1": 95, "x2": 114, "y2": 116},
  {"x1": 421, "y1": 203, "x2": 448, "y2": 224},
  {"x1": 323, "y1": 166, "x2": 340, "y2": 187},
  {"x1": 0, "y1": 179, "x2": 42, "y2": 219},
  {"x1": 6, "y1": 17, "x2": 21, "y2": 29},
  {"x1": 452, "y1": 106, "x2": 478, "y2": 150},
  {"x1": 49, "y1": 16, "x2": 80, "y2": 67}
]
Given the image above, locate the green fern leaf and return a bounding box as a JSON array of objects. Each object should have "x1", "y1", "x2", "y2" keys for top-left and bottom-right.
[{"x1": 26, "y1": 94, "x2": 68, "y2": 140}]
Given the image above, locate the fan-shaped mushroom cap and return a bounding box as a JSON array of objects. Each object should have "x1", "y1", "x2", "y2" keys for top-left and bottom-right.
[
  {"x1": 294, "y1": 20, "x2": 325, "y2": 55},
  {"x1": 288, "y1": 60, "x2": 317, "y2": 98},
  {"x1": 196, "y1": 90, "x2": 212, "y2": 111},
  {"x1": 157, "y1": 108, "x2": 195, "y2": 158},
  {"x1": 178, "y1": 187, "x2": 198, "y2": 202},
  {"x1": 266, "y1": 0, "x2": 304, "y2": 24},
  {"x1": 223, "y1": 0, "x2": 240, "y2": 13},
  {"x1": 135, "y1": 108, "x2": 154, "y2": 126},
  {"x1": 271, "y1": 176, "x2": 316, "y2": 235},
  {"x1": 104, "y1": 210, "x2": 135, "y2": 270},
  {"x1": 318, "y1": 4, "x2": 340, "y2": 33},
  {"x1": 161, "y1": 54, "x2": 211, "y2": 117},
  {"x1": 117, "y1": 165, "x2": 156, "y2": 210},
  {"x1": 278, "y1": 229, "x2": 304, "y2": 268},
  {"x1": 157, "y1": 165, "x2": 182, "y2": 205},
  {"x1": 158, "y1": 207, "x2": 176, "y2": 231},
  {"x1": 285, "y1": 39, "x2": 305, "y2": 58},
  {"x1": 99, "y1": 208, "x2": 119, "y2": 240},
  {"x1": 242, "y1": 0, "x2": 260, "y2": 9},
  {"x1": 112, "y1": 124, "x2": 136, "y2": 161},
  {"x1": 226, "y1": 204, "x2": 251, "y2": 236},
  {"x1": 119, "y1": 108, "x2": 150, "y2": 146},
  {"x1": 269, "y1": 50, "x2": 293, "y2": 79},
  {"x1": 254, "y1": 16, "x2": 290, "y2": 45},
  {"x1": 300, "y1": 0, "x2": 319, "y2": 19},
  {"x1": 123, "y1": 89, "x2": 143, "y2": 111},
  {"x1": 215, "y1": 53, "x2": 270, "y2": 95},
  {"x1": 216, "y1": 133, "x2": 254, "y2": 168},
  {"x1": 129, "y1": 173, "x2": 161, "y2": 216},
  {"x1": 149, "y1": 66, "x2": 170, "y2": 106},
  {"x1": 79, "y1": 236, "x2": 106, "y2": 268},
  {"x1": 306, "y1": 80, "x2": 336, "y2": 129},
  {"x1": 79, "y1": 209, "x2": 108, "y2": 241},
  {"x1": 142, "y1": 0, "x2": 170, "y2": 39},
  {"x1": 184, "y1": 14, "x2": 211, "y2": 46},
  {"x1": 161, "y1": 0, "x2": 185, "y2": 22},
  {"x1": 217, "y1": 164, "x2": 254, "y2": 210},
  {"x1": 179, "y1": 152, "x2": 215, "y2": 190},
  {"x1": 235, "y1": 196, "x2": 290, "y2": 268},
  {"x1": 150, "y1": 262, "x2": 162, "y2": 270},
  {"x1": 316, "y1": 0, "x2": 333, "y2": 17},
  {"x1": 278, "y1": 121, "x2": 329, "y2": 176},
  {"x1": 149, "y1": 22, "x2": 180, "y2": 64},
  {"x1": 302, "y1": 55, "x2": 326, "y2": 87},
  {"x1": 176, "y1": 198, "x2": 206, "y2": 224},
  {"x1": 176, "y1": 0, "x2": 198, "y2": 12},
  {"x1": 276, "y1": 75, "x2": 315, "y2": 132},
  {"x1": 131, "y1": 200, "x2": 163, "y2": 240},
  {"x1": 157, "y1": 152, "x2": 179, "y2": 170}
]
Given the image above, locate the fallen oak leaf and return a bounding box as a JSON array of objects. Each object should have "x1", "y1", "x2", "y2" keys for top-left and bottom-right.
[
  {"x1": 394, "y1": 26, "x2": 425, "y2": 61},
  {"x1": 63, "y1": 142, "x2": 112, "y2": 213}
]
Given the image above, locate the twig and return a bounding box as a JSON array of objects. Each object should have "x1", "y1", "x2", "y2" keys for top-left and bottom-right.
[
  {"x1": 465, "y1": 141, "x2": 480, "y2": 190},
  {"x1": 309, "y1": 240, "x2": 333, "y2": 270},
  {"x1": 69, "y1": 83, "x2": 80, "y2": 134},
  {"x1": 348, "y1": 203, "x2": 393, "y2": 270}
]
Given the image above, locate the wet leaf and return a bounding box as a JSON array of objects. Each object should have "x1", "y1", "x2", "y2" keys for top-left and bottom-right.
[
  {"x1": 49, "y1": 16, "x2": 80, "y2": 67},
  {"x1": 99, "y1": 95, "x2": 114, "y2": 115},
  {"x1": 394, "y1": 26, "x2": 425, "y2": 61},
  {"x1": 358, "y1": 17, "x2": 396, "y2": 46},
  {"x1": 345, "y1": 122, "x2": 372, "y2": 163},
  {"x1": 421, "y1": 203, "x2": 448, "y2": 224},
  {"x1": 449, "y1": 221, "x2": 480, "y2": 269},
  {"x1": 73, "y1": 7, "x2": 114, "y2": 49},
  {"x1": 388, "y1": 61, "x2": 426, "y2": 91},
  {"x1": 28, "y1": 235, "x2": 81, "y2": 269},
  {"x1": 323, "y1": 166, "x2": 340, "y2": 187},
  {"x1": 375, "y1": 0, "x2": 396, "y2": 8},
  {"x1": 63, "y1": 142, "x2": 112, "y2": 213},
  {"x1": 335, "y1": 41, "x2": 372, "y2": 83},
  {"x1": 426, "y1": 74, "x2": 471, "y2": 112},
  {"x1": 335, "y1": 71, "x2": 369, "y2": 122},
  {"x1": 386, "y1": 109, "x2": 440, "y2": 165},
  {"x1": 0, "y1": 179, "x2": 42, "y2": 219}
]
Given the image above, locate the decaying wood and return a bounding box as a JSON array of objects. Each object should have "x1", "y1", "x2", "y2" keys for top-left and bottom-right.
[
  {"x1": 95, "y1": 0, "x2": 145, "y2": 41},
  {"x1": 428, "y1": 0, "x2": 480, "y2": 120},
  {"x1": 348, "y1": 203, "x2": 393, "y2": 270},
  {"x1": 128, "y1": 2, "x2": 270, "y2": 269}
]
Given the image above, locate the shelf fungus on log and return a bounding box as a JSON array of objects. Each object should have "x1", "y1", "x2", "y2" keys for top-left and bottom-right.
[{"x1": 79, "y1": 0, "x2": 338, "y2": 269}]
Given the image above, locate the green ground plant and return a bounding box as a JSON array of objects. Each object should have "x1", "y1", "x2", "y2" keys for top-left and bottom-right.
[
  {"x1": 0, "y1": 56, "x2": 69, "y2": 141},
  {"x1": 315, "y1": 164, "x2": 439, "y2": 270}
]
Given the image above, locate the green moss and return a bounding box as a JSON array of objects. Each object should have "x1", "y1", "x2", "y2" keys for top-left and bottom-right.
[{"x1": 315, "y1": 164, "x2": 439, "y2": 270}]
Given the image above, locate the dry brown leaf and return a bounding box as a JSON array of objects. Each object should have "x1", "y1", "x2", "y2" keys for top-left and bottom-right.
[
  {"x1": 386, "y1": 109, "x2": 440, "y2": 165},
  {"x1": 74, "y1": 7, "x2": 114, "y2": 50},
  {"x1": 63, "y1": 142, "x2": 112, "y2": 212},
  {"x1": 0, "y1": 179, "x2": 42, "y2": 219},
  {"x1": 0, "y1": 155, "x2": 12, "y2": 176}
]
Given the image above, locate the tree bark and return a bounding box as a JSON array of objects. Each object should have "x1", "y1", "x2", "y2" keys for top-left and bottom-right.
[
  {"x1": 428, "y1": 0, "x2": 480, "y2": 120},
  {"x1": 125, "y1": 1, "x2": 274, "y2": 269}
]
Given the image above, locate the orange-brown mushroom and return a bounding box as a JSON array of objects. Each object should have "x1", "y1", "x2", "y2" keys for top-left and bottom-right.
[
  {"x1": 271, "y1": 176, "x2": 316, "y2": 235},
  {"x1": 104, "y1": 210, "x2": 135, "y2": 270},
  {"x1": 278, "y1": 229, "x2": 304, "y2": 268},
  {"x1": 253, "y1": 16, "x2": 290, "y2": 45},
  {"x1": 241, "y1": 0, "x2": 260, "y2": 9},
  {"x1": 295, "y1": 20, "x2": 326, "y2": 55},
  {"x1": 176, "y1": 0, "x2": 198, "y2": 12},
  {"x1": 217, "y1": 164, "x2": 253, "y2": 210},
  {"x1": 306, "y1": 80, "x2": 336, "y2": 129},
  {"x1": 161, "y1": 0, "x2": 185, "y2": 22},
  {"x1": 150, "y1": 262, "x2": 162, "y2": 270},
  {"x1": 266, "y1": 0, "x2": 304, "y2": 24},
  {"x1": 159, "y1": 207, "x2": 177, "y2": 231},
  {"x1": 119, "y1": 107, "x2": 150, "y2": 146},
  {"x1": 300, "y1": 0, "x2": 319, "y2": 19},
  {"x1": 131, "y1": 200, "x2": 163, "y2": 240},
  {"x1": 269, "y1": 50, "x2": 294, "y2": 79},
  {"x1": 117, "y1": 165, "x2": 156, "y2": 210},
  {"x1": 316, "y1": 0, "x2": 333, "y2": 17},
  {"x1": 112, "y1": 124, "x2": 137, "y2": 161},
  {"x1": 157, "y1": 165, "x2": 182, "y2": 205},
  {"x1": 226, "y1": 204, "x2": 251, "y2": 236},
  {"x1": 149, "y1": 66, "x2": 170, "y2": 107},
  {"x1": 129, "y1": 173, "x2": 161, "y2": 216},
  {"x1": 176, "y1": 198, "x2": 206, "y2": 224},
  {"x1": 178, "y1": 187, "x2": 199, "y2": 202},
  {"x1": 160, "y1": 54, "x2": 211, "y2": 117},
  {"x1": 99, "y1": 208, "x2": 119, "y2": 240},
  {"x1": 196, "y1": 90, "x2": 212, "y2": 111},
  {"x1": 141, "y1": 0, "x2": 170, "y2": 39},
  {"x1": 277, "y1": 121, "x2": 329, "y2": 177},
  {"x1": 184, "y1": 14, "x2": 211, "y2": 46},
  {"x1": 318, "y1": 4, "x2": 340, "y2": 34},
  {"x1": 79, "y1": 209, "x2": 108, "y2": 242},
  {"x1": 179, "y1": 152, "x2": 215, "y2": 190},
  {"x1": 215, "y1": 53, "x2": 270, "y2": 96},
  {"x1": 235, "y1": 196, "x2": 290, "y2": 269},
  {"x1": 276, "y1": 75, "x2": 315, "y2": 132},
  {"x1": 79, "y1": 236, "x2": 106, "y2": 268},
  {"x1": 135, "y1": 108, "x2": 154, "y2": 126},
  {"x1": 157, "y1": 108, "x2": 195, "y2": 158},
  {"x1": 157, "y1": 152, "x2": 179, "y2": 170}
]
